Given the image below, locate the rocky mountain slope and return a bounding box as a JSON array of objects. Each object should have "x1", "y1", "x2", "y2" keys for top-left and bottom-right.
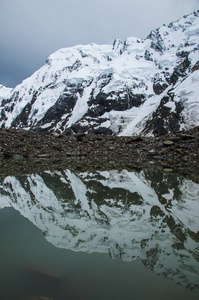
[
  {"x1": 0, "y1": 168, "x2": 199, "y2": 288},
  {"x1": 0, "y1": 11, "x2": 199, "y2": 135}
]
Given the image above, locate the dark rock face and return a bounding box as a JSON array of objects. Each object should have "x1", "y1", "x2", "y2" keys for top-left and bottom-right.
[
  {"x1": 144, "y1": 50, "x2": 153, "y2": 61},
  {"x1": 70, "y1": 116, "x2": 113, "y2": 135},
  {"x1": 191, "y1": 60, "x2": 199, "y2": 72},
  {"x1": 153, "y1": 81, "x2": 168, "y2": 95},
  {"x1": 11, "y1": 102, "x2": 33, "y2": 127},
  {"x1": 142, "y1": 93, "x2": 184, "y2": 136},
  {"x1": 87, "y1": 92, "x2": 145, "y2": 118},
  {"x1": 170, "y1": 57, "x2": 191, "y2": 85},
  {"x1": 93, "y1": 127, "x2": 113, "y2": 135},
  {"x1": 147, "y1": 29, "x2": 165, "y2": 54},
  {"x1": 11, "y1": 92, "x2": 38, "y2": 128},
  {"x1": 0, "y1": 91, "x2": 19, "y2": 123},
  {"x1": 36, "y1": 94, "x2": 78, "y2": 132}
]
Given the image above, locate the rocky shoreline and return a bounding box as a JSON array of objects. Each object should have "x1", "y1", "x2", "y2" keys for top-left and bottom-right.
[{"x1": 0, "y1": 127, "x2": 199, "y2": 178}]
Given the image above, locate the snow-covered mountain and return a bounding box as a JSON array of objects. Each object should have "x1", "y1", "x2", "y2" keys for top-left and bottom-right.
[
  {"x1": 0, "y1": 11, "x2": 199, "y2": 135},
  {"x1": 0, "y1": 168, "x2": 199, "y2": 289},
  {"x1": 0, "y1": 84, "x2": 12, "y2": 102}
]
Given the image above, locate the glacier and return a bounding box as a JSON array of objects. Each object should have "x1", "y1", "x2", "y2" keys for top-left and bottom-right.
[{"x1": 0, "y1": 10, "x2": 199, "y2": 135}]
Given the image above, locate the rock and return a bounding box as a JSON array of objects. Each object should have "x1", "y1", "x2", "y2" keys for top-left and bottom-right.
[
  {"x1": 147, "y1": 149, "x2": 157, "y2": 156},
  {"x1": 3, "y1": 152, "x2": 13, "y2": 158},
  {"x1": 125, "y1": 136, "x2": 143, "y2": 143},
  {"x1": 180, "y1": 144, "x2": 188, "y2": 149},
  {"x1": 93, "y1": 127, "x2": 113, "y2": 135},
  {"x1": 164, "y1": 140, "x2": 174, "y2": 146},
  {"x1": 13, "y1": 154, "x2": 24, "y2": 160},
  {"x1": 132, "y1": 136, "x2": 143, "y2": 142},
  {"x1": 76, "y1": 133, "x2": 86, "y2": 141},
  {"x1": 179, "y1": 134, "x2": 195, "y2": 140},
  {"x1": 153, "y1": 81, "x2": 168, "y2": 95},
  {"x1": 168, "y1": 136, "x2": 181, "y2": 141},
  {"x1": 156, "y1": 141, "x2": 164, "y2": 148},
  {"x1": 37, "y1": 154, "x2": 51, "y2": 158},
  {"x1": 191, "y1": 60, "x2": 199, "y2": 72},
  {"x1": 163, "y1": 168, "x2": 173, "y2": 172},
  {"x1": 51, "y1": 132, "x2": 60, "y2": 138}
]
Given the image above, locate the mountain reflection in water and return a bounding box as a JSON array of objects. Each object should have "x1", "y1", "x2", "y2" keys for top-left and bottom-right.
[{"x1": 0, "y1": 167, "x2": 199, "y2": 290}]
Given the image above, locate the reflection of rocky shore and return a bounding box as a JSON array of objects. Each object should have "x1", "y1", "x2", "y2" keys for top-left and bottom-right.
[
  {"x1": 0, "y1": 168, "x2": 199, "y2": 289},
  {"x1": 0, "y1": 127, "x2": 199, "y2": 177}
]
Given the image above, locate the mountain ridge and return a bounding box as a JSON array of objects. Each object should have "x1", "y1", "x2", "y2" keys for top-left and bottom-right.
[{"x1": 0, "y1": 10, "x2": 199, "y2": 136}]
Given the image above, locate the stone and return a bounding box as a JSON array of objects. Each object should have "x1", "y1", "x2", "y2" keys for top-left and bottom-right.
[
  {"x1": 130, "y1": 136, "x2": 143, "y2": 142},
  {"x1": 156, "y1": 141, "x2": 164, "y2": 148},
  {"x1": 179, "y1": 134, "x2": 195, "y2": 140},
  {"x1": 147, "y1": 149, "x2": 156, "y2": 156},
  {"x1": 163, "y1": 168, "x2": 173, "y2": 172},
  {"x1": 13, "y1": 154, "x2": 24, "y2": 160},
  {"x1": 37, "y1": 154, "x2": 51, "y2": 158},
  {"x1": 164, "y1": 140, "x2": 174, "y2": 146},
  {"x1": 51, "y1": 132, "x2": 60, "y2": 138}
]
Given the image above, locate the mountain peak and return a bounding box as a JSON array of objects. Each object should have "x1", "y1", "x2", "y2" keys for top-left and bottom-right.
[
  {"x1": 0, "y1": 10, "x2": 199, "y2": 136},
  {"x1": 0, "y1": 84, "x2": 12, "y2": 101}
]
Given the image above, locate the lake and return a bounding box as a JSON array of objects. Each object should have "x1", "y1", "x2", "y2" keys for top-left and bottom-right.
[{"x1": 0, "y1": 166, "x2": 199, "y2": 300}]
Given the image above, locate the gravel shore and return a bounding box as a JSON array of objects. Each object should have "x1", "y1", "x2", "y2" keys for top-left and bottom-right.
[{"x1": 0, "y1": 127, "x2": 199, "y2": 177}]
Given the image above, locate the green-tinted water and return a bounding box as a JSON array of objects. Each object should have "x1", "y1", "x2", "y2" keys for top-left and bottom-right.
[{"x1": 0, "y1": 167, "x2": 198, "y2": 300}]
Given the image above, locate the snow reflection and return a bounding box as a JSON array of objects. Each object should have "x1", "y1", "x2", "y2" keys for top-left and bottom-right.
[{"x1": 0, "y1": 168, "x2": 199, "y2": 289}]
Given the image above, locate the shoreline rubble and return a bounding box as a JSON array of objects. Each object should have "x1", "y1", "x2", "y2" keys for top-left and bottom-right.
[{"x1": 0, "y1": 127, "x2": 199, "y2": 178}]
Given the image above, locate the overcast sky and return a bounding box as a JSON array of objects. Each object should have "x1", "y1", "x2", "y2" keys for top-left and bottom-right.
[{"x1": 0, "y1": 0, "x2": 199, "y2": 87}]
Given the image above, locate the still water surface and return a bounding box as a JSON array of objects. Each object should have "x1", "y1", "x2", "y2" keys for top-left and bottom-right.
[{"x1": 0, "y1": 167, "x2": 199, "y2": 300}]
